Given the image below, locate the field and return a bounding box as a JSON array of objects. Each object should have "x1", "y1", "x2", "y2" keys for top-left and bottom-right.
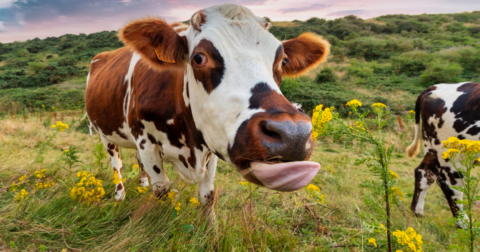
[
  {"x1": 1, "y1": 10, "x2": 480, "y2": 252},
  {"x1": 0, "y1": 108, "x2": 478, "y2": 251}
]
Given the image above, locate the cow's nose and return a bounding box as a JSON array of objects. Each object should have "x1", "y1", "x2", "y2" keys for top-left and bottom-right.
[{"x1": 260, "y1": 120, "x2": 312, "y2": 161}]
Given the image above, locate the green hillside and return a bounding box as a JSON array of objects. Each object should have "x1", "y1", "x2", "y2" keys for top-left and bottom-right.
[{"x1": 1, "y1": 11, "x2": 480, "y2": 115}]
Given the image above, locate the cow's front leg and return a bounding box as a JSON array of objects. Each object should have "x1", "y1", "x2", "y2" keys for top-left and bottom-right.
[
  {"x1": 137, "y1": 140, "x2": 170, "y2": 198},
  {"x1": 198, "y1": 154, "x2": 217, "y2": 222},
  {"x1": 100, "y1": 136, "x2": 125, "y2": 201},
  {"x1": 135, "y1": 150, "x2": 150, "y2": 187}
]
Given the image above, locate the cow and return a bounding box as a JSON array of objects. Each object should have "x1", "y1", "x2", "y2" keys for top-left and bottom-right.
[
  {"x1": 406, "y1": 82, "x2": 480, "y2": 227},
  {"x1": 85, "y1": 3, "x2": 329, "y2": 214}
]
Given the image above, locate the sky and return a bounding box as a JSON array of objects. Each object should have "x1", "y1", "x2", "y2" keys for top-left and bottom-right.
[{"x1": 0, "y1": 0, "x2": 479, "y2": 43}]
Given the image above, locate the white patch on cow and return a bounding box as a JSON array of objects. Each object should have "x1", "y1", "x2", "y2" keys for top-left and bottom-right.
[
  {"x1": 167, "y1": 119, "x2": 174, "y2": 125},
  {"x1": 182, "y1": 69, "x2": 190, "y2": 107},
  {"x1": 91, "y1": 59, "x2": 100, "y2": 63},
  {"x1": 183, "y1": 7, "x2": 280, "y2": 158},
  {"x1": 179, "y1": 134, "x2": 186, "y2": 146},
  {"x1": 86, "y1": 72, "x2": 90, "y2": 88},
  {"x1": 123, "y1": 52, "x2": 142, "y2": 123}
]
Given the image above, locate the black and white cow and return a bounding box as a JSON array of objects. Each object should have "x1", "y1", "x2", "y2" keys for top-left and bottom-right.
[{"x1": 406, "y1": 82, "x2": 480, "y2": 226}]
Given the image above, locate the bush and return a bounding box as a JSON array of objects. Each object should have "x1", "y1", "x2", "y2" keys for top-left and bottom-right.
[
  {"x1": 419, "y1": 61, "x2": 463, "y2": 86},
  {"x1": 15, "y1": 49, "x2": 29, "y2": 57},
  {"x1": 433, "y1": 46, "x2": 480, "y2": 73},
  {"x1": 28, "y1": 62, "x2": 46, "y2": 74},
  {"x1": 391, "y1": 50, "x2": 432, "y2": 75},
  {"x1": 316, "y1": 67, "x2": 337, "y2": 83},
  {"x1": 346, "y1": 60, "x2": 374, "y2": 79}
]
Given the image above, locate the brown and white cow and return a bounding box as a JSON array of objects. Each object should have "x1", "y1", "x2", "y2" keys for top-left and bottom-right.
[
  {"x1": 85, "y1": 4, "x2": 329, "y2": 209},
  {"x1": 406, "y1": 82, "x2": 480, "y2": 227}
]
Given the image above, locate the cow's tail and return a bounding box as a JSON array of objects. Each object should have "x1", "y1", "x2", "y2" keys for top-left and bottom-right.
[{"x1": 406, "y1": 88, "x2": 430, "y2": 158}]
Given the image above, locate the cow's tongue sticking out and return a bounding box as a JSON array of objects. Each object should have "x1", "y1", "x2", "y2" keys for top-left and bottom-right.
[{"x1": 250, "y1": 161, "x2": 320, "y2": 191}]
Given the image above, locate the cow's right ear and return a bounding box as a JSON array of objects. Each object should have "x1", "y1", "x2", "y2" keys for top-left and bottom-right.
[{"x1": 119, "y1": 17, "x2": 188, "y2": 71}]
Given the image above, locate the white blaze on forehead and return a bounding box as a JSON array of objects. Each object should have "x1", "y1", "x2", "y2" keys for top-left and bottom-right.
[{"x1": 184, "y1": 5, "x2": 283, "y2": 158}]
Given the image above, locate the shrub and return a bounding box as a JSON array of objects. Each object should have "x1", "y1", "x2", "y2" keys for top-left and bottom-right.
[
  {"x1": 391, "y1": 50, "x2": 432, "y2": 75},
  {"x1": 28, "y1": 62, "x2": 46, "y2": 74},
  {"x1": 316, "y1": 67, "x2": 337, "y2": 83},
  {"x1": 346, "y1": 60, "x2": 374, "y2": 79},
  {"x1": 419, "y1": 61, "x2": 463, "y2": 86},
  {"x1": 15, "y1": 49, "x2": 29, "y2": 57},
  {"x1": 433, "y1": 46, "x2": 480, "y2": 72}
]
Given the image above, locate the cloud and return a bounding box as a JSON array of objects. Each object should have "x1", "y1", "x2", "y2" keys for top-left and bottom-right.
[
  {"x1": 279, "y1": 4, "x2": 328, "y2": 13},
  {"x1": 327, "y1": 9, "x2": 364, "y2": 16}
]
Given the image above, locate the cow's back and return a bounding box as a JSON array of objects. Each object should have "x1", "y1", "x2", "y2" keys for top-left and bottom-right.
[{"x1": 86, "y1": 47, "x2": 134, "y2": 141}]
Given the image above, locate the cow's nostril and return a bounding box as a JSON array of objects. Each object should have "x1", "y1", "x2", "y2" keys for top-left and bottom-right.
[{"x1": 261, "y1": 122, "x2": 282, "y2": 141}]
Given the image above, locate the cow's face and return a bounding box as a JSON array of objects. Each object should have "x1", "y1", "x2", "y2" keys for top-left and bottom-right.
[{"x1": 119, "y1": 4, "x2": 329, "y2": 191}]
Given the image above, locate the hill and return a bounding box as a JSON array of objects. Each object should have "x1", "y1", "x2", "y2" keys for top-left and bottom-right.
[{"x1": 1, "y1": 11, "x2": 480, "y2": 116}]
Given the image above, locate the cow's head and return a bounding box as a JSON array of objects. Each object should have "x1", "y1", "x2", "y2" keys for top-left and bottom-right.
[{"x1": 119, "y1": 4, "x2": 329, "y2": 191}]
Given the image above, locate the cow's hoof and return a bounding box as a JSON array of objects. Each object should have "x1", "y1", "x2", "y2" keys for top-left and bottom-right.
[
  {"x1": 414, "y1": 213, "x2": 424, "y2": 218},
  {"x1": 139, "y1": 176, "x2": 149, "y2": 187},
  {"x1": 115, "y1": 189, "x2": 126, "y2": 202},
  {"x1": 153, "y1": 183, "x2": 170, "y2": 199}
]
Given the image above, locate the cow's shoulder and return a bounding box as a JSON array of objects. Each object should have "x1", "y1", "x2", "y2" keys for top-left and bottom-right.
[{"x1": 89, "y1": 47, "x2": 132, "y2": 78}]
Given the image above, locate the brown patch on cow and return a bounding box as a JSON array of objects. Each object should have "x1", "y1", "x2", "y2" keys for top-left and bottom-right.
[
  {"x1": 86, "y1": 48, "x2": 131, "y2": 137},
  {"x1": 116, "y1": 183, "x2": 124, "y2": 191},
  {"x1": 191, "y1": 10, "x2": 206, "y2": 32},
  {"x1": 187, "y1": 149, "x2": 196, "y2": 169},
  {"x1": 139, "y1": 139, "x2": 146, "y2": 150},
  {"x1": 115, "y1": 146, "x2": 119, "y2": 152},
  {"x1": 147, "y1": 133, "x2": 157, "y2": 145},
  {"x1": 107, "y1": 143, "x2": 115, "y2": 150},
  {"x1": 179, "y1": 155, "x2": 188, "y2": 168},
  {"x1": 451, "y1": 83, "x2": 480, "y2": 135},
  {"x1": 107, "y1": 150, "x2": 114, "y2": 156},
  {"x1": 420, "y1": 88, "x2": 447, "y2": 146},
  {"x1": 119, "y1": 17, "x2": 188, "y2": 72},
  {"x1": 273, "y1": 45, "x2": 285, "y2": 86},
  {"x1": 191, "y1": 39, "x2": 225, "y2": 94},
  {"x1": 282, "y1": 33, "x2": 330, "y2": 77}
]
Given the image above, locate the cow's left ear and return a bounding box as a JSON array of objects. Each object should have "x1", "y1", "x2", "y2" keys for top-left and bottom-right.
[
  {"x1": 119, "y1": 17, "x2": 188, "y2": 71},
  {"x1": 282, "y1": 32, "x2": 330, "y2": 77}
]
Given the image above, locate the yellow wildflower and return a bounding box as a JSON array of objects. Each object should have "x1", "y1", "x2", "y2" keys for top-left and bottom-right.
[
  {"x1": 70, "y1": 172, "x2": 105, "y2": 204},
  {"x1": 371, "y1": 103, "x2": 387, "y2": 108},
  {"x1": 306, "y1": 184, "x2": 325, "y2": 204},
  {"x1": 34, "y1": 169, "x2": 46, "y2": 179},
  {"x1": 50, "y1": 121, "x2": 69, "y2": 132},
  {"x1": 311, "y1": 104, "x2": 334, "y2": 140},
  {"x1": 409, "y1": 110, "x2": 415, "y2": 114},
  {"x1": 391, "y1": 187, "x2": 406, "y2": 202},
  {"x1": 368, "y1": 238, "x2": 377, "y2": 248},
  {"x1": 442, "y1": 148, "x2": 460, "y2": 159},
  {"x1": 42, "y1": 104, "x2": 45, "y2": 108},
  {"x1": 174, "y1": 202, "x2": 181, "y2": 211},
  {"x1": 14, "y1": 189, "x2": 29, "y2": 201},
  {"x1": 18, "y1": 175, "x2": 27, "y2": 183},
  {"x1": 189, "y1": 197, "x2": 200, "y2": 207},
  {"x1": 389, "y1": 170, "x2": 399, "y2": 179},
  {"x1": 132, "y1": 164, "x2": 140, "y2": 171},
  {"x1": 346, "y1": 99, "x2": 362, "y2": 107},
  {"x1": 137, "y1": 187, "x2": 148, "y2": 194},
  {"x1": 113, "y1": 170, "x2": 126, "y2": 184},
  {"x1": 239, "y1": 181, "x2": 249, "y2": 186}
]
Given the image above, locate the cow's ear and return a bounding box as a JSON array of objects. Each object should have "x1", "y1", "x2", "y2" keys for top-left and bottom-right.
[
  {"x1": 282, "y1": 32, "x2": 330, "y2": 77},
  {"x1": 119, "y1": 17, "x2": 188, "y2": 71}
]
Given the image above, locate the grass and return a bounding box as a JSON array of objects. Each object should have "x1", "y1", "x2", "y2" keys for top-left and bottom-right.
[{"x1": 0, "y1": 110, "x2": 477, "y2": 251}]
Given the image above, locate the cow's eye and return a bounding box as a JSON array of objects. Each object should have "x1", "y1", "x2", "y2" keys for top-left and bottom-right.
[
  {"x1": 193, "y1": 53, "x2": 207, "y2": 66},
  {"x1": 281, "y1": 59, "x2": 287, "y2": 67}
]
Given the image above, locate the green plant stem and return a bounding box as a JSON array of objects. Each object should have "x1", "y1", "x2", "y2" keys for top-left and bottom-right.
[{"x1": 379, "y1": 144, "x2": 392, "y2": 252}]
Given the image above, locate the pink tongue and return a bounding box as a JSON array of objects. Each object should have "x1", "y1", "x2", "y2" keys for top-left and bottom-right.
[{"x1": 250, "y1": 161, "x2": 320, "y2": 191}]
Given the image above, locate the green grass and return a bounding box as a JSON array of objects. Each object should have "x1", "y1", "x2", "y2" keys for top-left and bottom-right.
[{"x1": 0, "y1": 111, "x2": 475, "y2": 251}]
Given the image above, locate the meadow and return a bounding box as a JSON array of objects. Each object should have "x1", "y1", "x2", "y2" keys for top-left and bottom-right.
[{"x1": 1, "y1": 10, "x2": 480, "y2": 252}]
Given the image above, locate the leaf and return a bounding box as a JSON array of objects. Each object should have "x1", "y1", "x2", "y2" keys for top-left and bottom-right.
[{"x1": 182, "y1": 224, "x2": 195, "y2": 234}]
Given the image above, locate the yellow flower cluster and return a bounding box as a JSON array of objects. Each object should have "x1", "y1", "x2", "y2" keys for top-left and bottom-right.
[
  {"x1": 14, "y1": 189, "x2": 29, "y2": 201},
  {"x1": 371, "y1": 103, "x2": 387, "y2": 114},
  {"x1": 306, "y1": 184, "x2": 325, "y2": 204},
  {"x1": 442, "y1": 137, "x2": 480, "y2": 159},
  {"x1": 391, "y1": 187, "x2": 406, "y2": 202},
  {"x1": 18, "y1": 175, "x2": 27, "y2": 183},
  {"x1": 137, "y1": 187, "x2": 148, "y2": 194},
  {"x1": 311, "y1": 104, "x2": 333, "y2": 140},
  {"x1": 174, "y1": 202, "x2": 181, "y2": 211},
  {"x1": 393, "y1": 227, "x2": 423, "y2": 252},
  {"x1": 132, "y1": 164, "x2": 140, "y2": 171},
  {"x1": 50, "y1": 121, "x2": 69, "y2": 132},
  {"x1": 346, "y1": 99, "x2": 362, "y2": 107},
  {"x1": 368, "y1": 238, "x2": 377, "y2": 248},
  {"x1": 189, "y1": 197, "x2": 200, "y2": 207},
  {"x1": 389, "y1": 170, "x2": 399, "y2": 179},
  {"x1": 34, "y1": 169, "x2": 46, "y2": 179},
  {"x1": 70, "y1": 171, "x2": 105, "y2": 204},
  {"x1": 350, "y1": 121, "x2": 366, "y2": 132},
  {"x1": 9, "y1": 175, "x2": 28, "y2": 192},
  {"x1": 36, "y1": 181, "x2": 55, "y2": 189},
  {"x1": 113, "y1": 170, "x2": 126, "y2": 185},
  {"x1": 239, "y1": 181, "x2": 249, "y2": 186}
]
